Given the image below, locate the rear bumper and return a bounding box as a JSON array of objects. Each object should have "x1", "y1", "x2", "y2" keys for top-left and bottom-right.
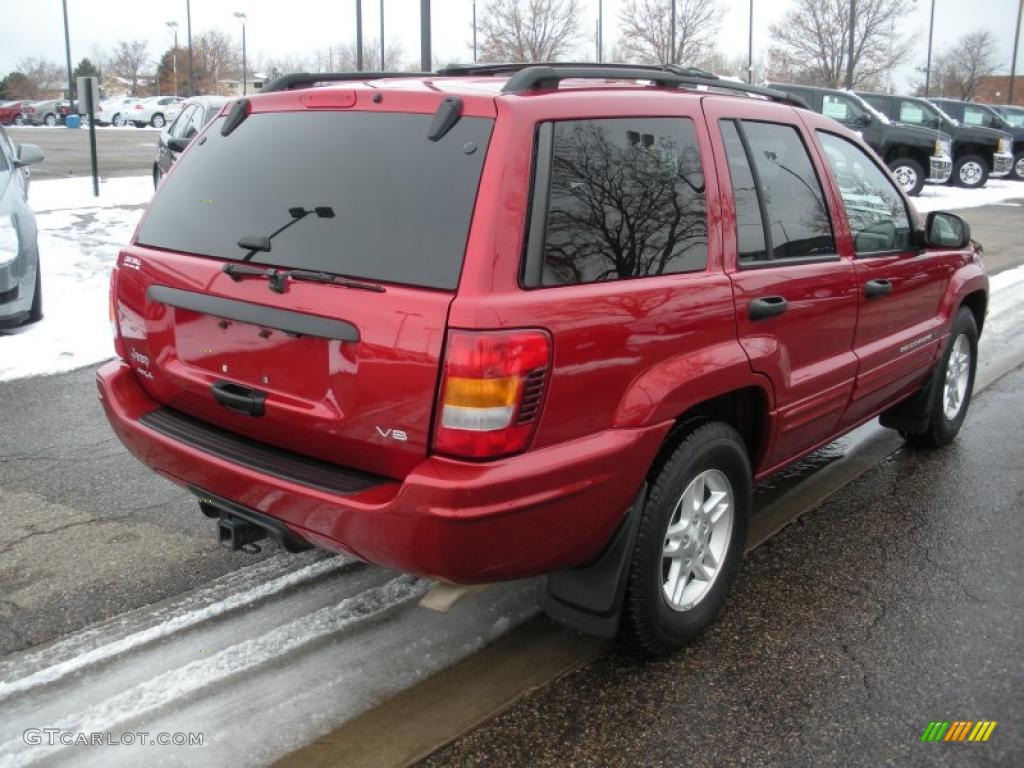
[
  {"x1": 97, "y1": 361, "x2": 670, "y2": 583},
  {"x1": 927, "y1": 155, "x2": 953, "y2": 184}
]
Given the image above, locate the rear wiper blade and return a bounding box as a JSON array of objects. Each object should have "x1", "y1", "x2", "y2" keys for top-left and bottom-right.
[
  {"x1": 238, "y1": 206, "x2": 336, "y2": 263},
  {"x1": 288, "y1": 269, "x2": 386, "y2": 293},
  {"x1": 222, "y1": 263, "x2": 289, "y2": 293}
]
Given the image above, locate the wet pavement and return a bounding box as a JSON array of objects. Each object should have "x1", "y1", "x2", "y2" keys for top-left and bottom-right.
[{"x1": 422, "y1": 365, "x2": 1024, "y2": 768}]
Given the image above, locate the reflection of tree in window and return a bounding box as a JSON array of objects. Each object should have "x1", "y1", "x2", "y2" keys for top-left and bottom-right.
[{"x1": 542, "y1": 119, "x2": 708, "y2": 286}]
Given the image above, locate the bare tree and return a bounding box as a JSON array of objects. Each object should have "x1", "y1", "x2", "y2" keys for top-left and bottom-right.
[
  {"x1": 934, "y1": 30, "x2": 1000, "y2": 100},
  {"x1": 11, "y1": 57, "x2": 65, "y2": 98},
  {"x1": 311, "y1": 39, "x2": 404, "y2": 72},
  {"x1": 109, "y1": 41, "x2": 152, "y2": 95},
  {"x1": 617, "y1": 0, "x2": 723, "y2": 66},
  {"x1": 193, "y1": 30, "x2": 240, "y2": 93},
  {"x1": 479, "y1": 0, "x2": 583, "y2": 62},
  {"x1": 767, "y1": 0, "x2": 915, "y2": 88}
]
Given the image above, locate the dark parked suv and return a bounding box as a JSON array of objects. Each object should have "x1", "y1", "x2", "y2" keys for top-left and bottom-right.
[
  {"x1": 930, "y1": 98, "x2": 1024, "y2": 182},
  {"x1": 859, "y1": 92, "x2": 1013, "y2": 188},
  {"x1": 769, "y1": 83, "x2": 952, "y2": 195},
  {"x1": 99, "y1": 64, "x2": 987, "y2": 655}
]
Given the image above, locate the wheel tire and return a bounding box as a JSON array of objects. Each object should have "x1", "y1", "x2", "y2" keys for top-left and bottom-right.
[
  {"x1": 621, "y1": 422, "x2": 751, "y2": 657},
  {"x1": 151, "y1": 113, "x2": 165, "y2": 128},
  {"x1": 28, "y1": 257, "x2": 43, "y2": 324},
  {"x1": 44, "y1": 113, "x2": 57, "y2": 127},
  {"x1": 13, "y1": 115, "x2": 24, "y2": 126},
  {"x1": 888, "y1": 157, "x2": 925, "y2": 197},
  {"x1": 901, "y1": 309, "x2": 978, "y2": 450},
  {"x1": 952, "y1": 155, "x2": 989, "y2": 189},
  {"x1": 153, "y1": 163, "x2": 162, "y2": 189},
  {"x1": 1012, "y1": 153, "x2": 1024, "y2": 182},
  {"x1": 112, "y1": 113, "x2": 124, "y2": 127}
]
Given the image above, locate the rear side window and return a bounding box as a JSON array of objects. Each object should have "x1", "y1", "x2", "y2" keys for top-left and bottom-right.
[
  {"x1": 522, "y1": 117, "x2": 708, "y2": 287},
  {"x1": 721, "y1": 120, "x2": 835, "y2": 264},
  {"x1": 137, "y1": 111, "x2": 493, "y2": 290},
  {"x1": 817, "y1": 132, "x2": 912, "y2": 255}
]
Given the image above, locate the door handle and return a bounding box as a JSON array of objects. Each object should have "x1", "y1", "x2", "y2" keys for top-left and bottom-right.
[
  {"x1": 748, "y1": 296, "x2": 788, "y2": 321},
  {"x1": 864, "y1": 279, "x2": 893, "y2": 299},
  {"x1": 211, "y1": 380, "x2": 267, "y2": 417}
]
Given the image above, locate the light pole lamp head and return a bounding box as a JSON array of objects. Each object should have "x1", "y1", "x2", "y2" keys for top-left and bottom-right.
[
  {"x1": 166, "y1": 20, "x2": 178, "y2": 29},
  {"x1": 234, "y1": 11, "x2": 247, "y2": 22}
]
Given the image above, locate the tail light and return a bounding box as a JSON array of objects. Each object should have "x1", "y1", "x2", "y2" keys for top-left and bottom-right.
[
  {"x1": 109, "y1": 267, "x2": 126, "y2": 361},
  {"x1": 433, "y1": 329, "x2": 551, "y2": 459}
]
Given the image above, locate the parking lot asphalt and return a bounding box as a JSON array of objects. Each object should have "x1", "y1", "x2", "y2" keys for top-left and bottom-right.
[
  {"x1": 421, "y1": 364, "x2": 1024, "y2": 768},
  {"x1": 6, "y1": 125, "x2": 159, "y2": 180}
]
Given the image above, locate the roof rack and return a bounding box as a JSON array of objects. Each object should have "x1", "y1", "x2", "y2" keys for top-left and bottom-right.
[
  {"x1": 497, "y1": 64, "x2": 808, "y2": 107},
  {"x1": 261, "y1": 71, "x2": 431, "y2": 93}
]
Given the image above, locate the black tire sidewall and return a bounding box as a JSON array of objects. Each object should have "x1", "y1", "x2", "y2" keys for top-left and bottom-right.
[
  {"x1": 953, "y1": 155, "x2": 988, "y2": 189},
  {"x1": 28, "y1": 256, "x2": 43, "y2": 323},
  {"x1": 1013, "y1": 153, "x2": 1024, "y2": 182},
  {"x1": 626, "y1": 423, "x2": 751, "y2": 654},
  {"x1": 888, "y1": 158, "x2": 925, "y2": 197},
  {"x1": 927, "y1": 310, "x2": 978, "y2": 444}
]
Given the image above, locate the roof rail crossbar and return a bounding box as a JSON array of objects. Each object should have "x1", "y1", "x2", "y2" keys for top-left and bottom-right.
[
  {"x1": 492, "y1": 64, "x2": 807, "y2": 108},
  {"x1": 261, "y1": 71, "x2": 432, "y2": 93}
]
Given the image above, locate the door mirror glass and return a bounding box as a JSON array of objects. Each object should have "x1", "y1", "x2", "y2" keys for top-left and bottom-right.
[{"x1": 925, "y1": 211, "x2": 970, "y2": 248}]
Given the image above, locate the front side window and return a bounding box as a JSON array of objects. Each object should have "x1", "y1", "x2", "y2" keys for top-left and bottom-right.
[
  {"x1": 169, "y1": 105, "x2": 197, "y2": 139},
  {"x1": 531, "y1": 117, "x2": 708, "y2": 286},
  {"x1": 898, "y1": 100, "x2": 938, "y2": 128},
  {"x1": 1002, "y1": 109, "x2": 1024, "y2": 127},
  {"x1": 962, "y1": 105, "x2": 996, "y2": 128},
  {"x1": 736, "y1": 121, "x2": 835, "y2": 261},
  {"x1": 817, "y1": 131, "x2": 912, "y2": 255},
  {"x1": 822, "y1": 93, "x2": 866, "y2": 124}
]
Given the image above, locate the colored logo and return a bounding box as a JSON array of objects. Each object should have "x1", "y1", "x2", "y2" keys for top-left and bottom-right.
[{"x1": 921, "y1": 721, "x2": 997, "y2": 742}]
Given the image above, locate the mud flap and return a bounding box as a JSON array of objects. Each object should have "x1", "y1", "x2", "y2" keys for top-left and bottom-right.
[
  {"x1": 543, "y1": 484, "x2": 647, "y2": 638},
  {"x1": 879, "y1": 360, "x2": 941, "y2": 433}
]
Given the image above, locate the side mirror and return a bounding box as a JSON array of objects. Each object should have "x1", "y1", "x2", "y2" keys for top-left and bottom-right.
[
  {"x1": 924, "y1": 211, "x2": 971, "y2": 249},
  {"x1": 856, "y1": 112, "x2": 872, "y2": 126},
  {"x1": 166, "y1": 137, "x2": 191, "y2": 153},
  {"x1": 15, "y1": 143, "x2": 45, "y2": 166}
]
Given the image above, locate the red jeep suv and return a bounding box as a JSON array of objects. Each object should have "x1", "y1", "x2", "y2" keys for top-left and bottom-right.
[{"x1": 98, "y1": 64, "x2": 988, "y2": 655}]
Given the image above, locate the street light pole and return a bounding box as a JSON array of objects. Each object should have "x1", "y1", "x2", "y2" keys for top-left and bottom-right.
[
  {"x1": 747, "y1": 0, "x2": 753, "y2": 83},
  {"x1": 62, "y1": 0, "x2": 75, "y2": 114},
  {"x1": 166, "y1": 22, "x2": 179, "y2": 98},
  {"x1": 597, "y1": 0, "x2": 603, "y2": 62},
  {"x1": 924, "y1": 0, "x2": 936, "y2": 96},
  {"x1": 186, "y1": 0, "x2": 195, "y2": 96},
  {"x1": 356, "y1": 0, "x2": 364, "y2": 71},
  {"x1": 845, "y1": 0, "x2": 856, "y2": 89},
  {"x1": 421, "y1": 0, "x2": 431, "y2": 72},
  {"x1": 1010, "y1": 0, "x2": 1023, "y2": 104},
  {"x1": 234, "y1": 12, "x2": 247, "y2": 95},
  {"x1": 473, "y1": 0, "x2": 477, "y2": 62},
  {"x1": 380, "y1": 0, "x2": 385, "y2": 71},
  {"x1": 669, "y1": 0, "x2": 676, "y2": 65}
]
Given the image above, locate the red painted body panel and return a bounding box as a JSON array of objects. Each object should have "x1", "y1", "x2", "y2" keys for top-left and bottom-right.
[{"x1": 98, "y1": 77, "x2": 989, "y2": 582}]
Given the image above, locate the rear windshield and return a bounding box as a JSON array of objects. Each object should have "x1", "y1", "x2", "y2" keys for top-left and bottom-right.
[{"x1": 137, "y1": 110, "x2": 494, "y2": 290}]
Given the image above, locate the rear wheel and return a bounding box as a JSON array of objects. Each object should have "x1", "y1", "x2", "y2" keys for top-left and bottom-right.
[
  {"x1": 43, "y1": 113, "x2": 57, "y2": 127},
  {"x1": 13, "y1": 114, "x2": 24, "y2": 126},
  {"x1": 112, "y1": 113, "x2": 124, "y2": 127},
  {"x1": 153, "y1": 163, "x2": 163, "y2": 189},
  {"x1": 1012, "y1": 153, "x2": 1024, "y2": 181},
  {"x1": 621, "y1": 422, "x2": 751, "y2": 657},
  {"x1": 887, "y1": 157, "x2": 925, "y2": 197},
  {"x1": 953, "y1": 155, "x2": 988, "y2": 189},
  {"x1": 901, "y1": 308, "x2": 978, "y2": 449},
  {"x1": 151, "y1": 113, "x2": 165, "y2": 128}
]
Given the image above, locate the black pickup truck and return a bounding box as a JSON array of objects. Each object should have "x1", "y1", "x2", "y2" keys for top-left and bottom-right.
[
  {"x1": 994, "y1": 104, "x2": 1024, "y2": 179},
  {"x1": 930, "y1": 98, "x2": 1024, "y2": 183},
  {"x1": 769, "y1": 83, "x2": 952, "y2": 196},
  {"x1": 858, "y1": 92, "x2": 1013, "y2": 189}
]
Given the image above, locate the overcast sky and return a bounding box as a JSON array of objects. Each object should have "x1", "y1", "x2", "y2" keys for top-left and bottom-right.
[{"x1": 1, "y1": 0, "x2": 1018, "y2": 92}]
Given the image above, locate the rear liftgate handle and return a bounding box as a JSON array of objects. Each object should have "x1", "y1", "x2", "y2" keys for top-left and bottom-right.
[
  {"x1": 211, "y1": 380, "x2": 267, "y2": 417},
  {"x1": 748, "y1": 295, "x2": 789, "y2": 321}
]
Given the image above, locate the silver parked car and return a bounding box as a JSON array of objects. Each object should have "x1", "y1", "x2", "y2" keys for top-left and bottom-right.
[
  {"x1": 20, "y1": 100, "x2": 62, "y2": 127},
  {"x1": 0, "y1": 126, "x2": 45, "y2": 327},
  {"x1": 131, "y1": 96, "x2": 184, "y2": 128}
]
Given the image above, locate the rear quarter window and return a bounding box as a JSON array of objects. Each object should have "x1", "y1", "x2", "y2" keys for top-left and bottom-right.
[{"x1": 523, "y1": 117, "x2": 708, "y2": 287}]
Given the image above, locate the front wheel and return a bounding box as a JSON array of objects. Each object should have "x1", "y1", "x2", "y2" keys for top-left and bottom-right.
[
  {"x1": 888, "y1": 157, "x2": 925, "y2": 197},
  {"x1": 28, "y1": 257, "x2": 43, "y2": 324},
  {"x1": 13, "y1": 115, "x2": 24, "y2": 126},
  {"x1": 901, "y1": 308, "x2": 978, "y2": 449},
  {"x1": 43, "y1": 113, "x2": 57, "y2": 127},
  {"x1": 621, "y1": 422, "x2": 751, "y2": 657},
  {"x1": 953, "y1": 155, "x2": 989, "y2": 189}
]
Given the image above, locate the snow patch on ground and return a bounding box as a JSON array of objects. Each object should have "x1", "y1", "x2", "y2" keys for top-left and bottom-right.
[
  {"x1": 914, "y1": 178, "x2": 1024, "y2": 212},
  {"x1": 0, "y1": 176, "x2": 151, "y2": 382}
]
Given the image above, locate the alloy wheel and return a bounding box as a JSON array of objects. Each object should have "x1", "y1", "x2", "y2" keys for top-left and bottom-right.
[
  {"x1": 662, "y1": 469, "x2": 734, "y2": 612},
  {"x1": 942, "y1": 334, "x2": 971, "y2": 421},
  {"x1": 1016, "y1": 157, "x2": 1024, "y2": 179},
  {"x1": 892, "y1": 164, "x2": 918, "y2": 192},
  {"x1": 959, "y1": 161, "x2": 984, "y2": 186}
]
